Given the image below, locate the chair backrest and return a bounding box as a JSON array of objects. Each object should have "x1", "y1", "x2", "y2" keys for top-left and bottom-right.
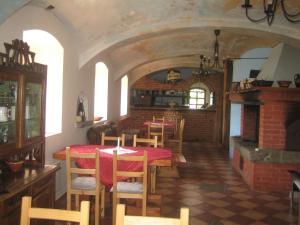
[
  {"x1": 116, "y1": 204, "x2": 189, "y2": 225},
  {"x1": 178, "y1": 118, "x2": 185, "y2": 140},
  {"x1": 101, "y1": 132, "x2": 125, "y2": 146},
  {"x1": 148, "y1": 123, "x2": 164, "y2": 147},
  {"x1": 153, "y1": 116, "x2": 164, "y2": 123},
  {"x1": 133, "y1": 134, "x2": 158, "y2": 148},
  {"x1": 164, "y1": 111, "x2": 182, "y2": 135},
  {"x1": 112, "y1": 150, "x2": 148, "y2": 194},
  {"x1": 20, "y1": 196, "x2": 90, "y2": 225},
  {"x1": 66, "y1": 147, "x2": 100, "y2": 191}
]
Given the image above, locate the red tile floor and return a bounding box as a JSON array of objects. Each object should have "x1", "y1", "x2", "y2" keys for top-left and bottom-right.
[{"x1": 56, "y1": 142, "x2": 298, "y2": 225}]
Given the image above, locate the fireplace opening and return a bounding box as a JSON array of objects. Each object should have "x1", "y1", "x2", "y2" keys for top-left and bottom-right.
[
  {"x1": 286, "y1": 119, "x2": 300, "y2": 151},
  {"x1": 241, "y1": 105, "x2": 260, "y2": 143}
]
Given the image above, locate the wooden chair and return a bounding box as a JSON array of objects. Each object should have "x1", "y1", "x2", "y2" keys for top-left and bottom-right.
[
  {"x1": 20, "y1": 196, "x2": 90, "y2": 225},
  {"x1": 152, "y1": 116, "x2": 164, "y2": 123},
  {"x1": 101, "y1": 132, "x2": 125, "y2": 146},
  {"x1": 165, "y1": 118, "x2": 185, "y2": 153},
  {"x1": 164, "y1": 111, "x2": 182, "y2": 138},
  {"x1": 133, "y1": 134, "x2": 158, "y2": 194},
  {"x1": 133, "y1": 134, "x2": 158, "y2": 148},
  {"x1": 147, "y1": 123, "x2": 165, "y2": 147},
  {"x1": 66, "y1": 147, "x2": 105, "y2": 225},
  {"x1": 112, "y1": 150, "x2": 148, "y2": 225},
  {"x1": 116, "y1": 204, "x2": 189, "y2": 225}
]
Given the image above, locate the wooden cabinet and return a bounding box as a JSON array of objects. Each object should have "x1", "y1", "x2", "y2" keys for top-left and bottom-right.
[
  {"x1": 0, "y1": 39, "x2": 47, "y2": 165},
  {"x1": 0, "y1": 40, "x2": 58, "y2": 225},
  {"x1": 0, "y1": 165, "x2": 58, "y2": 225}
]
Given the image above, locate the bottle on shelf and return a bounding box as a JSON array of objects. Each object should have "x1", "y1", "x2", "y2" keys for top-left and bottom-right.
[{"x1": 76, "y1": 97, "x2": 86, "y2": 122}]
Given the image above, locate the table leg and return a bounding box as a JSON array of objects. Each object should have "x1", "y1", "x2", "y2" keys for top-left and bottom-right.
[{"x1": 150, "y1": 165, "x2": 157, "y2": 194}]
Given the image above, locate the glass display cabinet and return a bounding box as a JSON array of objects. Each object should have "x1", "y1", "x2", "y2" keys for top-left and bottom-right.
[
  {"x1": 0, "y1": 39, "x2": 58, "y2": 225},
  {"x1": 0, "y1": 78, "x2": 18, "y2": 145},
  {"x1": 0, "y1": 39, "x2": 47, "y2": 166},
  {"x1": 23, "y1": 77, "x2": 45, "y2": 147}
]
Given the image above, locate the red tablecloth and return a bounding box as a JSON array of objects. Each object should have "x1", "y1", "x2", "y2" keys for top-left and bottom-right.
[{"x1": 68, "y1": 145, "x2": 172, "y2": 187}]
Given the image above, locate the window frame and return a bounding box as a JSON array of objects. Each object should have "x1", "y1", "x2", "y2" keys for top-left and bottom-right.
[
  {"x1": 23, "y1": 29, "x2": 63, "y2": 137},
  {"x1": 94, "y1": 62, "x2": 108, "y2": 121},
  {"x1": 189, "y1": 88, "x2": 206, "y2": 109},
  {"x1": 120, "y1": 75, "x2": 128, "y2": 116}
]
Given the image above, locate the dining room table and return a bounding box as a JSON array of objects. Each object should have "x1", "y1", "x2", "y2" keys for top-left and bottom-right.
[{"x1": 52, "y1": 144, "x2": 173, "y2": 191}]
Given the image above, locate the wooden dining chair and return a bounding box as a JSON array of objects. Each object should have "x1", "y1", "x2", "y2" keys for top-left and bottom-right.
[
  {"x1": 148, "y1": 122, "x2": 165, "y2": 147},
  {"x1": 164, "y1": 111, "x2": 182, "y2": 138},
  {"x1": 116, "y1": 204, "x2": 189, "y2": 225},
  {"x1": 112, "y1": 150, "x2": 148, "y2": 225},
  {"x1": 165, "y1": 118, "x2": 185, "y2": 153},
  {"x1": 152, "y1": 116, "x2": 165, "y2": 123},
  {"x1": 66, "y1": 147, "x2": 105, "y2": 225},
  {"x1": 133, "y1": 134, "x2": 158, "y2": 148},
  {"x1": 133, "y1": 134, "x2": 158, "y2": 193},
  {"x1": 20, "y1": 196, "x2": 90, "y2": 225},
  {"x1": 101, "y1": 132, "x2": 126, "y2": 146}
]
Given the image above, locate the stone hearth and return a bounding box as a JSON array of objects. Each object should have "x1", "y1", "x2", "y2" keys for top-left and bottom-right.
[{"x1": 230, "y1": 87, "x2": 300, "y2": 192}]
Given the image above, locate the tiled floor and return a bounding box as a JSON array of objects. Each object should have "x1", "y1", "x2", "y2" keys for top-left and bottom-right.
[{"x1": 56, "y1": 142, "x2": 298, "y2": 225}]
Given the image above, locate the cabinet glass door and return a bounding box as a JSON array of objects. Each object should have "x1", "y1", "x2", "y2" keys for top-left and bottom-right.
[
  {"x1": 25, "y1": 82, "x2": 42, "y2": 140},
  {"x1": 0, "y1": 80, "x2": 17, "y2": 145}
]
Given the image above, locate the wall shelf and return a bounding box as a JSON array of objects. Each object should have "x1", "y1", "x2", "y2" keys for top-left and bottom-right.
[{"x1": 75, "y1": 120, "x2": 93, "y2": 128}]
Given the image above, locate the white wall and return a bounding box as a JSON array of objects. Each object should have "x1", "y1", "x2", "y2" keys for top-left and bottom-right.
[{"x1": 0, "y1": 6, "x2": 95, "y2": 199}]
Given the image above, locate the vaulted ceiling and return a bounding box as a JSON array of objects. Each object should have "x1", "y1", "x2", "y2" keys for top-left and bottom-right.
[{"x1": 1, "y1": 0, "x2": 300, "y2": 80}]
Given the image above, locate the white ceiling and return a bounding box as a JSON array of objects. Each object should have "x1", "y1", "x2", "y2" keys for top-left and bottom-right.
[{"x1": 1, "y1": 0, "x2": 300, "y2": 79}]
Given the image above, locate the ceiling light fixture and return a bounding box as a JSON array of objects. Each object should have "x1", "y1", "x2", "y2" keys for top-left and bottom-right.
[
  {"x1": 242, "y1": 0, "x2": 300, "y2": 26},
  {"x1": 192, "y1": 29, "x2": 223, "y2": 78}
]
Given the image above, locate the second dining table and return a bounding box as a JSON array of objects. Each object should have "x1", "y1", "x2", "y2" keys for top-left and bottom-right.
[{"x1": 53, "y1": 144, "x2": 173, "y2": 190}]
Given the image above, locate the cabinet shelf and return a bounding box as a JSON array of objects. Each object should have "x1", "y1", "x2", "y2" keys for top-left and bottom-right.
[{"x1": 0, "y1": 120, "x2": 16, "y2": 124}]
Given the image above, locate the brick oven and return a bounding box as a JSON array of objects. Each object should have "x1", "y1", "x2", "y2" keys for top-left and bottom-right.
[{"x1": 231, "y1": 87, "x2": 300, "y2": 192}]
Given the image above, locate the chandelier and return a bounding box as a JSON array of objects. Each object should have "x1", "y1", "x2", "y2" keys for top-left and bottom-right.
[
  {"x1": 192, "y1": 29, "x2": 223, "y2": 78},
  {"x1": 242, "y1": 0, "x2": 300, "y2": 26}
]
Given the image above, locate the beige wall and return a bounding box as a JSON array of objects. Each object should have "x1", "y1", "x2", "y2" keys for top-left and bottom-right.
[{"x1": 0, "y1": 5, "x2": 122, "y2": 198}]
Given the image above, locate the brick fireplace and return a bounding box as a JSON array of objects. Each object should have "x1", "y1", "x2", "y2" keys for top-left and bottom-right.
[{"x1": 231, "y1": 87, "x2": 300, "y2": 192}]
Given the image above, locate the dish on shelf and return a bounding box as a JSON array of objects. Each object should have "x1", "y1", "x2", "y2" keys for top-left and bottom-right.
[
  {"x1": 252, "y1": 80, "x2": 274, "y2": 87},
  {"x1": 277, "y1": 80, "x2": 291, "y2": 88},
  {"x1": 5, "y1": 160, "x2": 24, "y2": 172}
]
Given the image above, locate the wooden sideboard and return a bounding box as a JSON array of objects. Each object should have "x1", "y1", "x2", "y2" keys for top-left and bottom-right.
[
  {"x1": 0, "y1": 40, "x2": 60, "y2": 225},
  {"x1": 0, "y1": 165, "x2": 59, "y2": 225}
]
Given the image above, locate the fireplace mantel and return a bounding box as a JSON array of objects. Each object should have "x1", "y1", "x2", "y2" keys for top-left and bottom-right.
[{"x1": 230, "y1": 87, "x2": 300, "y2": 104}]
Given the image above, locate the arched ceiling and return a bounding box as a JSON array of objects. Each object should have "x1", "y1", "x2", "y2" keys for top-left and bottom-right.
[{"x1": 2, "y1": 0, "x2": 300, "y2": 80}]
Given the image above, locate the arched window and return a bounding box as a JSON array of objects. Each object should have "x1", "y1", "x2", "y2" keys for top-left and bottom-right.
[
  {"x1": 120, "y1": 75, "x2": 128, "y2": 116},
  {"x1": 189, "y1": 88, "x2": 205, "y2": 109},
  {"x1": 94, "y1": 62, "x2": 108, "y2": 121},
  {"x1": 23, "y1": 30, "x2": 63, "y2": 137},
  {"x1": 189, "y1": 82, "x2": 214, "y2": 109}
]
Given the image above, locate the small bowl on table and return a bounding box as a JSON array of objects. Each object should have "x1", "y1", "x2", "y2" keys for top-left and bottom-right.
[
  {"x1": 277, "y1": 80, "x2": 291, "y2": 88},
  {"x1": 5, "y1": 160, "x2": 24, "y2": 172}
]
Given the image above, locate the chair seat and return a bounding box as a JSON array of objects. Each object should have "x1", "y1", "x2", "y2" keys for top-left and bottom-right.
[
  {"x1": 72, "y1": 176, "x2": 96, "y2": 189},
  {"x1": 111, "y1": 182, "x2": 143, "y2": 193}
]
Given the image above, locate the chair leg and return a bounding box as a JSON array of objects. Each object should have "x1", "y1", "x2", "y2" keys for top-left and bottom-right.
[
  {"x1": 95, "y1": 194, "x2": 100, "y2": 225},
  {"x1": 112, "y1": 193, "x2": 117, "y2": 225},
  {"x1": 75, "y1": 194, "x2": 80, "y2": 210},
  {"x1": 142, "y1": 195, "x2": 147, "y2": 216},
  {"x1": 101, "y1": 188, "x2": 105, "y2": 217},
  {"x1": 66, "y1": 192, "x2": 72, "y2": 225},
  {"x1": 67, "y1": 192, "x2": 71, "y2": 210},
  {"x1": 179, "y1": 141, "x2": 182, "y2": 153},
  {"x1": 150, "y1": 166, "x2": 157, "y2": 193}
]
